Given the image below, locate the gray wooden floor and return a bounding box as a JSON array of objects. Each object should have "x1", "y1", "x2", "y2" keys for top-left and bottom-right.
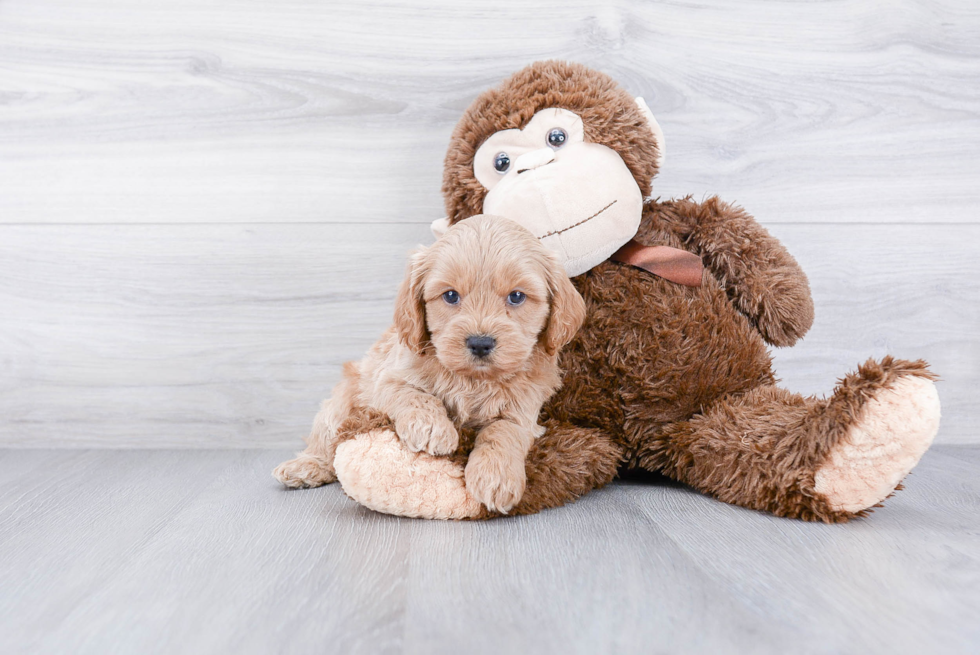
[{"x1": 1, "y1": 446, "x2": 978, "y2": 654}]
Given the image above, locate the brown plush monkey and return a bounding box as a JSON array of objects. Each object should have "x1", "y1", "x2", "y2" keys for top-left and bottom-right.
[{"x1": 328, "y1": 61, "x2": 941, "y2": 522}]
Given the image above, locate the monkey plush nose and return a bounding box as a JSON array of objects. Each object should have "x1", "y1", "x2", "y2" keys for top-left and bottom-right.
[
  {"x1": 466, "y1": 335, "x2": 496, "y2": 358},
  {"x1": 515, "y1": 148, "x2": 556, "y2": 174}
]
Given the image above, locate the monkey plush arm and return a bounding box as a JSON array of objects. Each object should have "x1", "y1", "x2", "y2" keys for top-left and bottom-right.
[{"x1": 640, "y1": 196, "x2": 814, "y2": 347}]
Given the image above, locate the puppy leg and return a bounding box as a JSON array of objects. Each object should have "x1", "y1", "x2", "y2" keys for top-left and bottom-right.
[
  {"x1": 465, "y1": 420, "x2": 536, "y2": 513},
  {"x1": 273, "y1": 376, "x2": 356, "y2": 488},
  {"x1": 272, "y1": 406, "x2": 339, "y2": 488},
  {"x1": 383, "y1": 385, "x2": 459, "y2": 456}
]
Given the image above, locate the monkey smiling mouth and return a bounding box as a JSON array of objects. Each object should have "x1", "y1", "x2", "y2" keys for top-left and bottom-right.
[{"x1": 536, "y1": 199, "x2": 618, "y2": 240}]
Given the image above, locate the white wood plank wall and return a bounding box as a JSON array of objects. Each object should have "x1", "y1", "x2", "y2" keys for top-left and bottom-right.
[{"x1": 1, "y1": 0, "x2": 977, "y2": 446}]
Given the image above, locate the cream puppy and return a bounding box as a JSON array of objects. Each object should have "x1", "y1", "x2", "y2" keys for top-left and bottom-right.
[{"x1": 273, "y1": 215, "x2": 586, "y2": 512}]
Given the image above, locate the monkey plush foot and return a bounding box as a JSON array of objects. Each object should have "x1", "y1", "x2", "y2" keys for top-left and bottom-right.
[
  {"x1": 815, "y1": 371, "x2": 941, "y2": 513},
  {"x1": 334, "y1": 430, "x2": 483, "y2": 520}
]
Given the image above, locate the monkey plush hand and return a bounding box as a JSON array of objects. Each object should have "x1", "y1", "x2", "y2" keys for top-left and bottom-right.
[{"x1": 330, "y1": 61, "x2": 941, "y2": 522}]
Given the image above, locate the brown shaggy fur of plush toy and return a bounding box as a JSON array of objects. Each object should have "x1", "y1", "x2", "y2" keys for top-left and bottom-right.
[{"x1": 428, "y1": 61, "x2": 940, "y2": 522}]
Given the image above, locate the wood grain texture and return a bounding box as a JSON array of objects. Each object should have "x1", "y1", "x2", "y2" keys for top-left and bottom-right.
[
  {"x1": 0, "y1": 222, "x2": 431, "y2": 447},
  {"x1": 0, "y1": 447, "x2": 977, "y2": 654},
  {"x1": 1, "y1": 222, "x2": 976, "y2": 446},
  {"x1": 1, "y1": 0, "x2": 977, "y2": 447},
  {"x1": 0, "y1": 0, "x2": 978, "y2": 225}
]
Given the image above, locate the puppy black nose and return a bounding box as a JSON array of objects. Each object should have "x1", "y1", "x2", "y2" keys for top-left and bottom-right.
[{"x1": 466, "y1": 335, "x2": 496, "y2": 359}]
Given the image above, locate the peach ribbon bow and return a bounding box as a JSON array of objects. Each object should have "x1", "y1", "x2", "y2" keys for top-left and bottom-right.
[{"x1": 610, "y1": 240, "x2": 704, "y2": 287}]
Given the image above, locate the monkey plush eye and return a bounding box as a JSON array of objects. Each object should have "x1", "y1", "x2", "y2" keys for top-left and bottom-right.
[
  {"x1": 506, "y1": 290, "x2": 526, "y2": 306},
  {"x1": 493, "y1": 152, "x2": 511, "y2": 174},
  {"x1": 546, "y1": 128, "x2": 567, "y2": 149},
  {"x1": 442, "y1": 290, "x2": 460, "y2": 305}
]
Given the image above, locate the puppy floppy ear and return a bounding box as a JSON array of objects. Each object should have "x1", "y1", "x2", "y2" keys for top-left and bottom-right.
[
  {"x1": 393, "y1": 249, "x2": 430, "y2": 354},
  {"x1": 541, "y1": 254, "x2": 587, "y2": 356}
]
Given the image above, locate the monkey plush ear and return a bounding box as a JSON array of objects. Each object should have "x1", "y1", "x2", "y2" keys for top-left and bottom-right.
[
  {"x1": 430, "y1": 217, "x2": 450, "y2": 239},
  {"x1": 635, "y1": 97, "x2": 666, "y2": 171}
]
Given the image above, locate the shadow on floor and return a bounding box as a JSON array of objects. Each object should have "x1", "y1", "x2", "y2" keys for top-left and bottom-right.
[{"x1": 616, "y1": 467, "x2": 686, "y2": 488}]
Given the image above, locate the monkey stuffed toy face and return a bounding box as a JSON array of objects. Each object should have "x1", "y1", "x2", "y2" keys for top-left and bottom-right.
[
  {"x1": 327, "y1": 61, "x2": 942, "y2": 523},
  {"x1": 432, "y1": 71, "x2": 665, "y2": 277},
  {"x1": 467, "y1": 105, "x2": 650, "y2": 276}
]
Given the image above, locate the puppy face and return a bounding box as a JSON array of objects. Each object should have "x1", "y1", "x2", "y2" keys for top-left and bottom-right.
[{"x1": 394, "y1": 215, "x2": 586, "y2": 377}]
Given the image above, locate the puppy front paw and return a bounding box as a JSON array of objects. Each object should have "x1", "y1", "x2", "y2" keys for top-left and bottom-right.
[
  {"x1": 395, "y1": 408, "x2": 459, "y2": 456},
  {"x1": 273, "y1": 455, "x2": 336, "y2": 488},
  {"x1": 464, "y1": 446, "x2": 527, "y2": 514}
]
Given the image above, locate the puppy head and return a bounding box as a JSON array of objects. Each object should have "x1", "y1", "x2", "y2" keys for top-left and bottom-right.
[{"x1": 394, "y1": 215, "x2": 586, "y2": 376}]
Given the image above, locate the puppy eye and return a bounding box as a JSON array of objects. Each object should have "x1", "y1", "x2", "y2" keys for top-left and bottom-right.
[
  {"x1": 493, "y1": 152, "x2": 510, "y2": 174},
  {"x1": 546, "y1": 128, "x2": 567, "y2": 149},
  {"x1": 442, "y1": 290, "x2": 460, "y2": 305},
  {"x1": 506, "y1": 290, "x2": 526, "y2": 306}
]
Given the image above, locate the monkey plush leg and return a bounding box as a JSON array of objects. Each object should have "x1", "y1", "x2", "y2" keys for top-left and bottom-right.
[
  {"x1": 333, "y1": 422, "x2": 623, "y2": 519},
  {"x1": 511, "y1": 421, "x2": 624, "y2": 516},
  {"x1": 640, "y1": 197, "x2": 814, "y2": 347},
  {"x1": 637, "y1": 357, "x2": 940, "y2": 522},
  {"x1": 334, "y1": 429, "x2": 483, "y2": 519}
]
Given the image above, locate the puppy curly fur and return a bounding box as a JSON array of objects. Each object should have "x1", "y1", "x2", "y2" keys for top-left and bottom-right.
[{"x1": 274, "y1": 215, "x2": 586, "y2": 513}]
